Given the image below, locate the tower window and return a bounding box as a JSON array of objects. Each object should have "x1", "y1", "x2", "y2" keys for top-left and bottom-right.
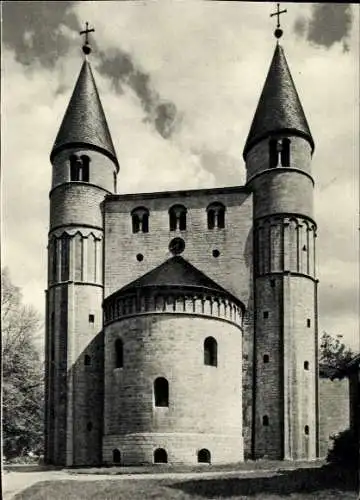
[
  {"x1": 204, "y1": 337, "x2": 217, "y2": 367},
  {"x1": 112, "y1": 449, "x2": 121, "y2": 464},
  {"x1": 304, "y1": 361, "x2": 309, "y2": 370},
  {"x1": 207, "y1": 202, "x2": 226, "y2": 230},
  {"x1": 270, "y1": 279, "x2": 275, "y2": 288},
  {"x1": 115, "y1": 339, "x2": 124, "y2": 368},
  {"x1": 263, "y1": 311, "x2": 269, "y2": 319},
  {"x1": 281, "y1": 138, "x2": 291, "y2": 167},
  {"x1": 154, "y1": 377, "x2": 169, "y2": 407},
  {"x1": 87, "y1": 422, "x2": 93, "y2": 431},
  {"x1": 69, "y1": 154, "x2": 90, "y2": 182},
  {"x1": 169, "y1": 205, "x2": 187, "y2": 231},
  {"x1": 263, "y1": 415, "x2": 269, "y2": 426},
  {"x1": 84, "y1": 354, "x2": 91, "y2": 366},
  {"x1": 263, "y1": 354, "x2": 269, "y2": 363},
  {"x1": 307, "y1": 318, "x2": 311, "y2": 328},
  {"x1": 89, "y1": 314, "x2": 95, "y2": 323},
  {"x1": 304, "y1": 425, "x2": 310, "y2": 435},
  {"x1": 131, "y1": 207, "x2": 149, "y2": 233},
  {"x1": 154, "y1": 448, "x2": 168, "y2": 463},
  {"x1": 269, "y1": 139, "x2": 278, "y2": 168},
  {"x1": 198, "y1": 449, "x2": 211, "y2": 464}
]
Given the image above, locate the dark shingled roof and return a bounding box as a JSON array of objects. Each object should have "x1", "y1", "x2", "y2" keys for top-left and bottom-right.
[
  {"x1": 51, "y1": 59, "x2": 119, "y2": 169},
  {"x1": 243, "y1": 44, "x2": 314, "y2": 159},
  {"x1": 110, "y1": 256, "x2": 241, "y2": 306}
]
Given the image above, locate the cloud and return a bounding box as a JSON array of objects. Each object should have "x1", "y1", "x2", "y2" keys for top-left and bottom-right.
[
  {"x1": 293, "y1": 4, "x2": 353, "y2": 52},
  {"x1": 96, "y1": 49, "x2": 180, "y2": 139},
  {"x1": 2, "y1": 1, "x2": 78, "y2": 67}
]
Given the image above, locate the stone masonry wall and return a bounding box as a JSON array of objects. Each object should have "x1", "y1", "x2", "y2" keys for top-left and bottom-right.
[{"x1": 103, "y1": 314, "x2": 243, "y2": 465}]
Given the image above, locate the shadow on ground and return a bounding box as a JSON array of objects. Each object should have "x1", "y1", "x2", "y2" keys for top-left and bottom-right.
[{"x1": 168, "y1": 465, "x2": 357, "y2": 497}]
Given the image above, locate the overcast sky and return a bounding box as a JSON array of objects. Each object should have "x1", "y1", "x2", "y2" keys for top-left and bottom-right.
[{"x1": 2, "y1": 1, "x2": 359, "y2": 349}]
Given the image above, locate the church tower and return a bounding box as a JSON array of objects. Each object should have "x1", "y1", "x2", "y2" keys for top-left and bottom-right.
[
  {"x1": 244, "y1": 27, "x2": 319, "y2": 459},
  {"x1": 45, "y1": 29, "x2": 119, "y2": 465}
]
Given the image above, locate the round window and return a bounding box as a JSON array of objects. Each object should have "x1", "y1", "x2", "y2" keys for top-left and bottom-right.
[{"x1": 169, "y1": 237, "x2": 185, "y2": 255}]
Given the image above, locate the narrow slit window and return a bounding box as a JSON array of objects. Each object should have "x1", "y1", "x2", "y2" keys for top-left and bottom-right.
[
  {"x1": 263, "y1": 354, "x2": 269, "y2": 363},
  {"x1": 304, "y1": 425, "x2": 310, "y2": 435},
  {"x1": 263, "y1": 311, "x2": 269, "y2": 319},
  {"x1": 154, "y1": 377, "x2": 169, "y2": 407},
  {"x1": 307, "y1": 318, "x2": 311, "y2": 328},
  {"x1": 304, "y1": 361, "x2": 309, "y2": 370},
  {"x1": 263, "y1": 415, "x2": 269, "y2": 426},
  {"x1": 84, "y1": 354, "x2": 91, "y2": 366},
  {"x1": 115, "y1": 339, "x2": 124, "y2": 368}
]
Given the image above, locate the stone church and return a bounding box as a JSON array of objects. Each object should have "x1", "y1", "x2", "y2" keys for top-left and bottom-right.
[{"x1": 44, "y1": 25, "x2": 321, "y2": 466}]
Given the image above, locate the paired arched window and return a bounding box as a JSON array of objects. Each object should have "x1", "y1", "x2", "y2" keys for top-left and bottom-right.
[
  {"x1": 207, "y1": 202, "x2": 225, "y2": 230},
  {"x1": 269, "y1": 138, "x2": 291, "y2": 168},
  {"x1": 112, "y1": 449, "x2": 121, "y2": 464},
  {"x1": 154, "y1": 377, "x2": 169, "y2": 407},
  {"x1": 70, "y1": 154, "x2": 90, "y2": 182},
  {"x1": 198, "y1": 449, "x2": 211, "y2": 463},
  {"x1": 169, "y1": 205, "x2": 187, "y2": 231},
  {"x1": 154, "y1": 448, "x2": 168, "y2": 463},
  {"x1": 131, "y1": 207, "x2": 149, "y2": 233},
  {"x1": 115, "y1": 339, "x2": 123, "y2": 368},
  {"x1": 204, "y1": 337, "x2": 217, "y2": 367}
]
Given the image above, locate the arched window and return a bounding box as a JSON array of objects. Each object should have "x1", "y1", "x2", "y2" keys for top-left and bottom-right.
[
  {"x1": 204, "y1": 337, "x2": 217, "y2": 367},
  {"x1": 112, "y1": 449, "x2": 121, "y2": 464},
  {"x1": 131, "y1": 207, "x2": 149, "y2": 233},
  {"x1": 207, "y1": 202, "x2": 225, "y2": 230},
  {"x1": 169, "y1": 205, "x2": 187, "y2": 231},
  {"x1": 154, "y1": 377, "x2": 169, "y2": 407},
  {"x1": 198, "y1": 449, "x2": 211, "y2": 463},
  {"x1": 281, "y1": 138, "x2": 291, "y2": 167},
  {"x1": 269, "y1": 139, "x2": 278, "y2": 168},
  {"x1": 69, "y1": 154, "x2": 91, "y2": 181},
  {"x1": 154, "y1": 448, "x2": 168, "y2": 463},
  {"x1": 115, "y1": 339, "x2": 123, "y2": 368}
]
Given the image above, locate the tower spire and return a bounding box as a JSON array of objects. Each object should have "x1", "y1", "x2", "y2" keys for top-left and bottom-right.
[{"x1": 50, "y1": 33, "x2": 119, "y2": 170}]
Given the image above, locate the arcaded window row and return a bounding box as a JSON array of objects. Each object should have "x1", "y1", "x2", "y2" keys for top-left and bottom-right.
[{"x1": 131, "y1": 202, "x2": 226, "y2": 233}]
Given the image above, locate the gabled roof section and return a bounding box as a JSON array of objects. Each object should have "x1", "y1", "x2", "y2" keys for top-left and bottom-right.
[
  {"x1": 243, "y1": 44, "x2": 314, "y2": 159},
  {"x1": 51, "y1": 59, "x2": 119, "y2": 170},
  {"x1": 109, "y1": 256, "x2": 241, "y2": 305}
]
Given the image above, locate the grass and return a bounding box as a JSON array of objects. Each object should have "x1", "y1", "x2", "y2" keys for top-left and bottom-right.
[{"x1": 13, "y1": 464, "x2": 358, "y2": 500}]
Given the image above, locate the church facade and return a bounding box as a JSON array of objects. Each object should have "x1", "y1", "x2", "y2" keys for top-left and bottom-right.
[{"x1": 45, "y1": 33, "x2": 320, "y2": 466}]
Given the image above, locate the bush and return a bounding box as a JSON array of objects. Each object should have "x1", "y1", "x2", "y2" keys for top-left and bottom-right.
[{"x1": 327, "y1": 428, "x2": 358, "y2": 468}]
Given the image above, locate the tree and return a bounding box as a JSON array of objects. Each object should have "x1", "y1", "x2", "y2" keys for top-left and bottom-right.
[
  {"x1": 1, "y1": 268, "x2": 44, "y2": 459},
  {"x1": 319, "y1": 331, "x2": 353, "y2": 370}
]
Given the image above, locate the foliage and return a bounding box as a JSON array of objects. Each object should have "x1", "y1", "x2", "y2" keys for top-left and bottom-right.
[
  {"x1": 1, "y1": 267, "x2": 44, "y2": 459},
  {"x1": 319, "y1": 332, "x2": 353, "y2": 370},
  {"x1": 327, "y1": 428, "x2": 358, "y2": 469}
]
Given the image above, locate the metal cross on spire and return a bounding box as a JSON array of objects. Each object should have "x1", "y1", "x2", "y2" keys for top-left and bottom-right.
[
  {"x1": 80, "y1": 22, "x2": 95, "y2": 55},
  {"x1": 270, "y1": 3, "x2": 287, "y2": 40}
]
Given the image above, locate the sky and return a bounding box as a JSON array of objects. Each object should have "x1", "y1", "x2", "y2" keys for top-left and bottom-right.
[{"x1": 1, "y1": 1, "x2": 359, "y2": 350}]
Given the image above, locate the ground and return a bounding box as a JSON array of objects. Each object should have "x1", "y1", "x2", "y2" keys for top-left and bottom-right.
[{"x1": 2, "y1": 461, "x2": 357, "y2": 500}]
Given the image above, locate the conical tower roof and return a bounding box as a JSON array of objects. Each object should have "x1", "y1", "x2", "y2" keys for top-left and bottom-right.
[
  {"x1": 51, "y1": 59, "x2": 119, "y2": 170},
  {"x1": 243, "y1": 44, "x2": 314, "y2": 159}
]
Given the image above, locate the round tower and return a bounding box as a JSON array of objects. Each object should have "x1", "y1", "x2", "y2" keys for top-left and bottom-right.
[
  {"x1": 102, "y1": 256, "x2": 245, "y2": 465},
  {"x1": 244, "y1": 43, "x2": 319, "y2": 460},
  {"x1": 45, "y1": 42, "x2": 119, "y2": 465}
]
